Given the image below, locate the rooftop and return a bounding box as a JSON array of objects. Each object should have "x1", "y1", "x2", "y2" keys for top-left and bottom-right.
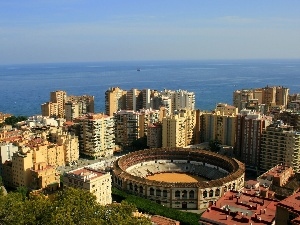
[
  {"x1": 67, "y1": 167, "x2": 105, "y2": 181},
  {"x1": 200, "y1": 190, "x2": 278, "y2": 225},
  {"x1": 277, "y1": 191, "x2": 300, "y2": 213},
  {"x1": 259, "y1": 165, "x2": 292, "y2": 179}
]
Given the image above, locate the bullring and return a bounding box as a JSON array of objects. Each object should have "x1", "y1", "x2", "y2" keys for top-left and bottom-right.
[{"x1": 112, "y1": 148, "x2": 245, "y2": 209}]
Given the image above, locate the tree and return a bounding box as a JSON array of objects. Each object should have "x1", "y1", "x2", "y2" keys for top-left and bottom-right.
[
  {"x1": 209, "y1": 139, "x2": 221, "y2": 152},
  {"x1": 4, "y1": 115, "x2": 28, "y2": 127},
  {"x1": 0, "y1": 187, "x2": 151, "y2": 225},
  {"x1": 131, "y1": 136, "x2": 148, "y2": 151}
]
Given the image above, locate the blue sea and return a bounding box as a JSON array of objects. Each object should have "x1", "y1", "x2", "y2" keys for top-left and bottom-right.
[{"x1": 1, "y1": 59, "x2": 300, "y2": 116}]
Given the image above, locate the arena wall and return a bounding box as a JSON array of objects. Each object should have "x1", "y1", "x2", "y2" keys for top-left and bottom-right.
[{"x1": 112, "y1": 148, "x2": 245, "y2": 209}]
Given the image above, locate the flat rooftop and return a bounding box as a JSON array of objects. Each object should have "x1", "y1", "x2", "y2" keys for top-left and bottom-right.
[
  {"x1": 277, "y1": 191, "x2": 300, "y2": 213},
  {"x1": 67, "y1": 167, "x2": 105, "y2": 181}
]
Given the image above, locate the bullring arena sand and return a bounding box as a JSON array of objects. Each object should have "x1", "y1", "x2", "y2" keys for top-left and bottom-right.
[{"x1": 146, "y1": 172, "x2": 209, "y2": 183}]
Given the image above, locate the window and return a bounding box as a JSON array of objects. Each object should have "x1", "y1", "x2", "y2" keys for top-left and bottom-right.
[
  {"x1": 189, "y1": 190, "x2": 195, "y2": 199},
  {"x1": 156, "y1": 189, "x2": 161, "y2": 197},
  {"x1": 163, "y1": 190, "x2": 167, "y2": 197},
  {"x1": 182, "y1": 190, "x2": 187, "y2": 199},
  {"x1": 203, "y1": 190, "x2": 207, "y2": 198},
  {"x1": 209, "y1": 190, "x2": 214, "y2": 197},
  {"x1": 139, "y1": 186, "x2": 143, "y2": 194},
  {"x1": 150, "y1": 188, "x2": 154, "y2": 196},
  {"x1": 175, "y1": 191, "x2": 180, "y2": 198}
]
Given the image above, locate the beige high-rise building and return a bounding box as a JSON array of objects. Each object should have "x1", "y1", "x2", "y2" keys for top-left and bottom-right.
[
  {"x1": 67, "y1": 95, "x2": 94, "y2": 114},
  {"x1": 12, "y1": 150, "x2": 34, "y2": 187},
  {"x1": 55, "y1": 131, "x2": 79, "y2": 165},
  {"x1": 77, "y1": 113, "x2": 115, "y2": 158},
  {"x1": 126, "y1": 88, "x2": 141, "y2": 111},
  {"x1": 41, "y1": 102, "x2": 58, "y2": 117},
  {"x1": 63, "y1": 167, "x2": 112, "y2": 205},
  {"x1": 173, "y1": 89, "x2": 195, "y2": 111},
  {"x1": 50, "y1": 90, "x2": 67, "y2": 118},
  {"x1": 260, "y1": 121, "x2": 300, "y2": 173},
  {"x1": 162, "y1": 109, "x2": 196, "y2": 148},
  {"x1": 138, "y1": 109, "x2": 160, "y2": 138},
  {"x1": 215, "y1": 103, "x2": 238, "y2": 116},
  {"x1": 65, "y1": 102, "x2": 79, "y2": 122},
  {"x1": 105, "y1": 87, "x2": 127, "y2": 116},
  {"x1": 142, "y1": 89, "x2": 151, "y2": 109},
  {"x1": 200, "y1": 112, "x2": 236, "y2": 146},
  {"x1": 233, "y1": 86, "x2": 289, "y2": 113},
  {"x1": 114, "y1": 110, "x2": 139, "y2": 147},
  {"x1": 147, "y1": 123, "x2": 162, "y2": 148}
]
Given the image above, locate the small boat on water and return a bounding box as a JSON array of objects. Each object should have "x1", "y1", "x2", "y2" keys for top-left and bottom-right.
[{"x1": 137, "y1": 68, "x2": 141, "y2": 71}]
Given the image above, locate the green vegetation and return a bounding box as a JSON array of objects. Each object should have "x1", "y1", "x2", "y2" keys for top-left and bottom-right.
[
  {"x1": 131, "y1": 136, "x2": 148, "y2": 151},
  {"x1": 0, "y1": 187, "x2": 151, "y2": 225},
  {"x1": 112, "y1": 188, "x2": 201, "y2": 225},
  {"x1": 208, "y1": 139, "x2": 221, "y2": 152},
  {"x1": 4, "y1": 115, "x2": 28, "y2": 127}
]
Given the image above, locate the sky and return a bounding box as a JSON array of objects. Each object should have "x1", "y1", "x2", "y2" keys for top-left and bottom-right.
[{"x1": 1, "y1": 0, "x2": 300, "y2": 64}]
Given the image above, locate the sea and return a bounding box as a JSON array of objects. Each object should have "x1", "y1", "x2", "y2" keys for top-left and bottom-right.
[{"x1": 1, "y1": 59, "x2": 300, "y2": 117}]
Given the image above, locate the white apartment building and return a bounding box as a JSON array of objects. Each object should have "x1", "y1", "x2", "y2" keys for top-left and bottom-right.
[{"x1": 260, "y1": 121, "x2": 300, "y2": 173}]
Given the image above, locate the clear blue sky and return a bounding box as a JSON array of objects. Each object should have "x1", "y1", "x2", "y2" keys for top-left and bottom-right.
[{"x1": 1, "y1": 0, "x2": 300, "y2": 64}]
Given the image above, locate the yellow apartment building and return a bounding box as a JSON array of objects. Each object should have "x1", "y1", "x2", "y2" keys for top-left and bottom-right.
[
  {"x1": 105, "y1": 87, "x2": 127, "y2": 116},
  {"x1": 63, "y1": 167, "x2": 112, "y2": 205},
  {"x1": 200, "y1": 111, "x2": 236, "y2": 147},
  {"x1": 30, "y1": 162, "x2": 60, "y2": 191},
  {"x1": 12, "y1": 150, "x2": 33, "y2": 187},
  {"x1": 162, "y1": 109, "x2": 196, "y2": 148}
]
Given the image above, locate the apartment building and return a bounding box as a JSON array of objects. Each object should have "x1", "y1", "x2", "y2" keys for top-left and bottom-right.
[
  {"x1": 42, "y1": 90, "x2": 93, "y2": 119},
  {"x1": 161, "y1": 89, "x2": 195, "y2": 112},
  {"x1": 50, "y1": 90, "x2": 67, "y2": 118},
  {"x1": 11, "y1": 150, "x2": 34, "y2": 187},
  {"x1": 275, "y1": 191, "x2": 300, "y2": 225},
  {"x1": 278, "y1": 110, "x2": 300, "y2": 130},
  {"x1": 0, "y1": 142, "x2": 18, "y2": 175},
  {"x1": 173, "y1": 89, "x2": 195, "y2": 111},
  {"x1": 67, "y1": 95, "x2": 94, "y2": 114},
  {"x1": 162, "y1": 109, "x2": 196, "y2": 147},
  {"x1": 105, "y1": 87, "x2": 127, "y2": 116},
  {"x1": 30, "y1": 162, "x2": 60, "y2": 191},
  {"x1": 200, "y1": 111, "x2": 236, "y2": 147},
  {"x1": 215, "y1": 103, "x2": 238, "y2": 115},
  {"x1": 126, "y1": 88, "x2": 141, "y2": 111},
  {"x1": 260, "y1": 121, "x2": 300, "y2": 173},
  {"x1": 235, "y1": 109, "x2": 272, "y2": 168},
  {"x1": 77, "y1": 113, "x2": 115, "y2": 158},
  {"x1": 65, "y1": 102, "x2": 79, "y2": 122},
  {"x1": 233, "y1": 86, "x2": 289, "y2": 113},
  {"x1": 53, "y1": 130, "x2": 79, "y2": 165},
  {"x1": 147, "y1": 123, "x2": 162, "y2": 148},
  {"x1": 138, "y1": 108, "x2": 160, "y2": 138},
  {"x1": 114, "y1": 110, "x2": 139, "y2": 147},
  {"x1": 63, "y1": 167, "x2": 112, "y2": 205},
  {"x1": 233, "y1": 89, "x2": 255, "y2": 112},
  {"x1": 41, "y1": 102, "x2": 59, "y2": 117}
]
